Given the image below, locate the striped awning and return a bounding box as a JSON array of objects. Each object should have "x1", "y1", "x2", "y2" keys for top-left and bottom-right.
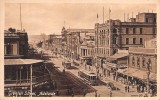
[{"x1": 4, "y1": 59, "x2": 44, "y2": 66}]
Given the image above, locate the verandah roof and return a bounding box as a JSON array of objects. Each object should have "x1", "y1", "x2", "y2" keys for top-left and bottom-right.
[{"x1": 4, "y1": 59, "x2": 44, "y2": 66}]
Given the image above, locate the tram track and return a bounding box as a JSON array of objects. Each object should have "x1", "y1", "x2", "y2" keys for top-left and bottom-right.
[{"x1": 45, "y1": 63, "x2": 96, "y2": 95}]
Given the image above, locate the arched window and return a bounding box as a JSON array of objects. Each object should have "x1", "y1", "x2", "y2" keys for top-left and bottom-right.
[
  {"x1": 147, "y1": 58, "x2": 152, "y2": 70},
  {"x1": 137, "y1": 57, "x2": 140, "y2": 68},
  {"x1": 142, "y1": 57, "x2": 145, "y2": 68},
  {"x1": 132, "y1": 56, "x2": 135, "y2": 66}
]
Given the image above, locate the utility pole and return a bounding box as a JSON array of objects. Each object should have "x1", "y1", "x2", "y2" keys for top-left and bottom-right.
[
  {"x1": 20, "y1": 3, "x2": 23, "y2": 31},
  {"x1": 30, "y1": 64, "x2": 32, "y2": 97},
  {"x1": 147, "y1": 59, "x2": 151, "y2": 96},
  {"x1": 96, "y1": 13, "x2": 99, "y2": 79},
  {"x1": 103, "y1": 7, "x2": 104, "y2": 23}
]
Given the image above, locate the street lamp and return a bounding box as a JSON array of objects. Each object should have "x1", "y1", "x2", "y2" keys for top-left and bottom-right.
[{"x1": 146, "y1": 59, "x2": 151, "y2": 96}]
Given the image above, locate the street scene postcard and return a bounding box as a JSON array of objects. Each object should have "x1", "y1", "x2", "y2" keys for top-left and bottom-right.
[{"x1": 2, "y1": 0, "x2": 158, "y2": 98}]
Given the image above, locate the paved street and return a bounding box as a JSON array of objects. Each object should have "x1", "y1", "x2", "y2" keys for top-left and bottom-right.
[
  {"x1": 45, "y1": 59, "x2": 96, "y2": 97},
  {"x1": 47, "y1": 55, "x2": 141, "y2": 97}
]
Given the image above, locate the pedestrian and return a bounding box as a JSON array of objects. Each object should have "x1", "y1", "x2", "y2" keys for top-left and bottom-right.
[
  {"x1": 140, "y1": 85, "x2": 143, "y2": 93},
  {"x1": 137, "y1": 85, "x2": 139, "y2": 92},
  {"x1": 125, "y1": 85, "x2": 127, "y2": 92},
  {"x1": 56, "y1": 89, "x2": 59, "y2": 96},
  {"x1": 55, "y1": 81, "x2": 57, "y2": 89},
  {"x1": 83, "y1": 89, "x2": 86, "y2": 97},
  {"x1": 71, "y1": 93, "x2": 74, "y2": 97},
  {"x1": 127, "y1": 85, "x2": 130, "y2": 92},
  {"x1": 95, "y1": 91, "x2": 97, "y2": 97},
  {"x1": 109, "y1": 90, "x2": 112, "y2": 97},
  {"x1": 144, "y1": 91, "x2": 148, "y2": 97}
]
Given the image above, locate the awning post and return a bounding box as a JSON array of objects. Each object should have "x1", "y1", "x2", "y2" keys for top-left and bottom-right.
[{"x1": 30, "y1": 64, "x2": 32, "y2": 97}]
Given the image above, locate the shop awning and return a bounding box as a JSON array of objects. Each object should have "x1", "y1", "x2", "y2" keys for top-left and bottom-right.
[
  {"x1": 80, "y1": 56, "x2": 92, "y2": 59},
  {"x1": 131, "y1": 70, "x2": 156, "y2": 81},
  {"x1": 105, "y1": 62, "x2": 117, "y2": 68},
  {"x1": 108, "y1": 53, "x2": 128, "y2": 60},
  {"x1": 117, "y1": 67, "x2": 139, "y2": 75},
  {"x1": 4, "y1": 59, "x2": 44, "y2": 66},
  {"x1": 117, "y1": 67, "x2": 156, "y2": 81}
]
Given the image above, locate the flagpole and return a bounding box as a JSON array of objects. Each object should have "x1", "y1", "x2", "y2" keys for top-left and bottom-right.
[
  {"x1": 103, "y1": 7, "x2": 104, "y2": 23},
  {"x1": 96, "y1": 13, "x2": 99, "y2": 79},
  {"x1": 109, "y1": 8, "x2": 111, "y2": 56},
  {"x1": 20, "y1": 3, "x2": 22, "y2": 31},
  {"x1": 109, "y1": 8, "x2": 110, "y2": 21}
]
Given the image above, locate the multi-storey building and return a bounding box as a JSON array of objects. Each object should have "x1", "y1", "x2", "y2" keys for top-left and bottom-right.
[
  {"x1": 61, "y1": 27, "x2": 68, "y2": 58},
  {"x1": 127, "y1": 38, "x2": 156, "y2": 96},
  {"x1": 4, "y1": 29, "x2": 45, "y2": 97},
  {"x1": 61, "y1": 28, "x2": 95, "y2": 63},
  {"x1": 4, "y1": 30, "x2": 29, "y2": 58},
  {"x1": 79, "y1": 33, "x2": 95, "y2": 66},
  {"x1": 95, "y1": 12, "x2": 156, "y2": 78},
  {"x1": 48, "y1": 34, "x2": 62, "y2": 57},
  {"x1": 120, "y1": 13, "x2": 156, "y2": 50}
]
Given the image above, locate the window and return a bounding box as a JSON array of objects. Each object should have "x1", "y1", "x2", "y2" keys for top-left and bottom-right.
[
  {"x1": 126, "y1": 38, "x2": 129, "y2": 44},
  {"x1": 5, "y1": 44, "x2": 13, "y2": 55},
  {"x1": 140, "y1": 38, "x2": 143, "y2": 44},
  {"x1": 154, "y1": 18, "x2": 156, "y2": 23},
  {"x1": 146, "y1": 18, "x2": 148, "y2": 23},
  {"x1": 140, "y1": 28, "x2": 143, "y2": 34},
  {"x1": 113, "y1": 35, "x2": 117, "y2": 44},
  {"x1": 113, "y1": 49, "x2": 117, "y2": 55},
  {"x1": 113, "y1": 28, "x2": 117, "y2": 33},
  {"x1": 132, "y1": 56, "x2": 135, "y2": 66},
  {"x1": 153, "y1": 27, "x2": 156, "y2": 34},
  {"x1": 133, "y1": 38, "x2": 136, "y2": 44},
  {"x1": 142, "y1": 57, "x2": 145, "y2": 68},
  {"x1": 126, "y1": 28, "x2": 129, "y2": 34},
  {"x1": 133, "y1": 28, "x2": 136, "y2": 34},
  {"x1": 137, "y1": 57, "x2": 140, "y2": 68}
]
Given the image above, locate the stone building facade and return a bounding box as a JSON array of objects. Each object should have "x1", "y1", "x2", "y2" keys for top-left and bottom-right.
[
  {"x1": 48, "y1": 34, "x2": 62, "y2": 57},
  {"x1": 79, "y1": 33, "x2": 95, "y2": 66},
  {"x1": 61, "y1": 28, "x2": 95, "y2": 62},
  {"x1": 95, "y1": 12, "x2": 156, "y2": 78}
]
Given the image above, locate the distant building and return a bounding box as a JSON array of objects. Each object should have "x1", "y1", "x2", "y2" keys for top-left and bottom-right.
[
  {"x1": 48, "y1": 34, "x2": 62, "y2": 57},
  {"x1": 61, "y1": 28, "x2": 95, "y2": 63},
  {"x1": 79, "y1": 33, "x2": 95, "y2": 66}
]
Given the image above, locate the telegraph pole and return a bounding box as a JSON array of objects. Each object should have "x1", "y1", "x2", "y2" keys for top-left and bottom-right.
[
  {"x1": 96, "y1": 13, "x2": 99, "y2": 79},
  {"x1": 147, "y1": 59, "x2": 151, "y2": 96},
  {"x1": 30, "y1": 64, "x2": 32, "y2": 97},
  {"x1": 20, "y1": 3, "x2": 23, "y2": 31}
]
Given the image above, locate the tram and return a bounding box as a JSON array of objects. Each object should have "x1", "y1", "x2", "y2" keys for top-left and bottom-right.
[
  {"x1": 62, "y1": 60, "x2": 71, "y2": 69},
  {"x1": 78, "y1": 70, "x2": 97, "y2": 86}
]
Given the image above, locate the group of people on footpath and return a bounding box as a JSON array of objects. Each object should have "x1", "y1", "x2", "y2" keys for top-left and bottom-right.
[
  {"x1": 125, "y1": 85, "x2": 130, "y2": 92},
  {"x1": 94, "y1": 91, "x2": 101, "y2": 97}
]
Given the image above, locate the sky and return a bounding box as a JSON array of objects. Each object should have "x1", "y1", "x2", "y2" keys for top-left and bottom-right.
[{"x1": 5, "y1": 3, "x2": 156, "y2": 35}]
